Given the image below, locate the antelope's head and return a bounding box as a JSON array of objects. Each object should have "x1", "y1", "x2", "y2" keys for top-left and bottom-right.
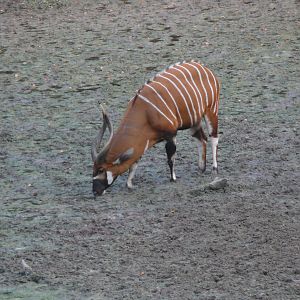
[{"x1": 91, "y1": 105, "x2": 117, "y2": 197}]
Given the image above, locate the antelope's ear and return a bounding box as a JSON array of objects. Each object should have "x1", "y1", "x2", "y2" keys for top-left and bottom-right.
[{"x1": 114, "y1": 148, "x2": 134, "y2": 165}]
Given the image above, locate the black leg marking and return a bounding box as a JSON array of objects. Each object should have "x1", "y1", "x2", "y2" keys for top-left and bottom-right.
[{"x1": 165, "y1": 138, "x2": 177, "y2": 181}]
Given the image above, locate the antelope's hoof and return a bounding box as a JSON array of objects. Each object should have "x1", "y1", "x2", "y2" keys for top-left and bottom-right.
[
  {"x1": 199, "y1": 161, "x2": 206, "y2": 173},
  {"x1": 126, "y1": 183, "x2": 134, "y2": 190},
  {"x1": 212, "y1": 167, "x2": 218, "y2": 175},
  {"x1": 170, "y1": 178, "x2": 177, "y2": 182}
]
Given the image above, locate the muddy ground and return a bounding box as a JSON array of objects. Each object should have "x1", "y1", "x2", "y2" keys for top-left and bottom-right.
[{"x1": 0, "y1": 0, "x2": 299, "y2": 299}]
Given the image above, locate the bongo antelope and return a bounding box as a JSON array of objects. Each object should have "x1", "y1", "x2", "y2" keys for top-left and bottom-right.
[{"x1": 92, "y1": 60, "x2": 220, "y2": 196}]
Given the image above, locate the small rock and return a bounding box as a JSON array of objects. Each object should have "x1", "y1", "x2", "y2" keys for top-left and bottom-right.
[{"x1": 208, "y1": 177, "x2": 228, "y2": 190}]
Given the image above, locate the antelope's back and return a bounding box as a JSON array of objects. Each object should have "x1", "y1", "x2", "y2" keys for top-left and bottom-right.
[{"x1": 136, "y1": 61, "x2": 220, "y2": 131}]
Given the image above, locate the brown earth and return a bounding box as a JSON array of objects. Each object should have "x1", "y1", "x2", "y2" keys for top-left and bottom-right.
[{"x1": 0, "y1": 0, "x2": 299, "y2": 299}]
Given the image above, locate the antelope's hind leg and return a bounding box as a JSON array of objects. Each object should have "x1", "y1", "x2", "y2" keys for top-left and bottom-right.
[
  {"x1": 192, "y1": 126, "x2": 207, "y2": 173},
  {"x1": 165, "y1": 137, "x2": 177, "y2": 182}
]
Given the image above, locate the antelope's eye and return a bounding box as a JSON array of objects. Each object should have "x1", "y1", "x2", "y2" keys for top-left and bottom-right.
[
  {"x1": 93, "y1": 170, "x2": 106, "y2": 179},
  {"x1": 95, "y1": 167, "x2": 104, "y2": 174}
]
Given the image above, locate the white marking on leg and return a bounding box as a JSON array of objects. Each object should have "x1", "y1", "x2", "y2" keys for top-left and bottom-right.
[
  {"x1": 211, "y1": 137, "x2": 218, "y2": 169},
  {"x1": 152, "y1": 80, "x2": 183, "y2": 127},
  {"x1": 171, "y1": 137, "x2": 176, "y2": 181},
  {"x1": 172, "y1": 164, "x2": 176, "y2": 181},
  {"x1": 157, "y1": 74, "x2": 194, "y2": 126},
  {"x1": 137, "y1": 94, "x2": 174, "y2": 126},
  {"x1": 127, "y1": 163, "x2": 138, "y2": 189},
  {"x1": 106, "y1": 171, "x2": 114, "y2": 185}
]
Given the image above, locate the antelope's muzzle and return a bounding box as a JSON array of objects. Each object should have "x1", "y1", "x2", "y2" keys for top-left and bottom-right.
[{"x1": 92, "y1": 179, "x2": 106, "y2": 197}]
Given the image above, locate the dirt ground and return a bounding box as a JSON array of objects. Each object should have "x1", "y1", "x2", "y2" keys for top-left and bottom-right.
[{"x1": 0, "y1": 0, "x2": 299, "y2": 299}]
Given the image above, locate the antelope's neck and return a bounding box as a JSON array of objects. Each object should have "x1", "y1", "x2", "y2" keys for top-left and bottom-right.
[{"x1": 105, "y1": 122, "x2": 152, "y2": 176}]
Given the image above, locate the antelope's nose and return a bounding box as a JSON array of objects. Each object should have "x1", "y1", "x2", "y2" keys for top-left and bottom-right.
[
  {"x1": 93, "y1": 189, "x2": 106, "y2": 197},
  {"x1": 92, "y1": 179, "x2": 106, "y2": 197}
]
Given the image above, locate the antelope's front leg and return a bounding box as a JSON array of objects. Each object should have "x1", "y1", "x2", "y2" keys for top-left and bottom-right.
[
  {"x1": 211, "y1": 136, "x2": 218, "y2": 174},
  {"x1": 127, "y1": 162, "x2": 138, "y2": 189},
  {"x1": 165, "y1": 137, "x2": 177, "y2": 182}
]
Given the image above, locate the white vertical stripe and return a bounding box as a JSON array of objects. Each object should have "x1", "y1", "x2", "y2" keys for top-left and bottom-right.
[
  {"x1": 213, "y1": 100, "x2": 217, "y2": 114},
  {"x1": 170, "y1": 66, "x2": 200, "y2": 122},
  {"x1": 193, "y1": 62, "x2": 215, "y2": 109},
  {"x1": 205, "y1": 68, "x2": 218, "y2": 114},
  {"x1": 157, "y1": 74, "x2": 194, "y2": 126},
  {"x1": 215, "y1": 90, "x2": 220, "y2": 114},
  {"x1": 217, "y1": 81, "x2": 221, "y2": 114},
  {"x1": 186, "y1": 62, "x2": 209, "y2": 108},
  {"x1": 152, "y1": 80, "x2": 183, "y2": 127},
  {"x1": 165, "y1": 71, "x2": 197, "y2": 124},
  {"x1": 206, "y1": 68, "x2": 218, "y2": 111},
  {"x1": 138, "y1": 94, "x2": 174, "y2": 126},
  {"x1": 206, "y1": 68, "x2": 218, "y2": 96},
  {"x1": 216, "y1": 81, "x2": 221, "y2": 114},
  {"x1": 144, "y1": 139, "x2": 149, "y2": 154},
  {"x1": 212, "y1": 80, "x2": 220, "y2": 115},
  {"x1": 145, "y1": 84, "x2": 177, "y2": 120},
  {"x1": 173, "y1": 64, "x2": 203, "y2": 118}
]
